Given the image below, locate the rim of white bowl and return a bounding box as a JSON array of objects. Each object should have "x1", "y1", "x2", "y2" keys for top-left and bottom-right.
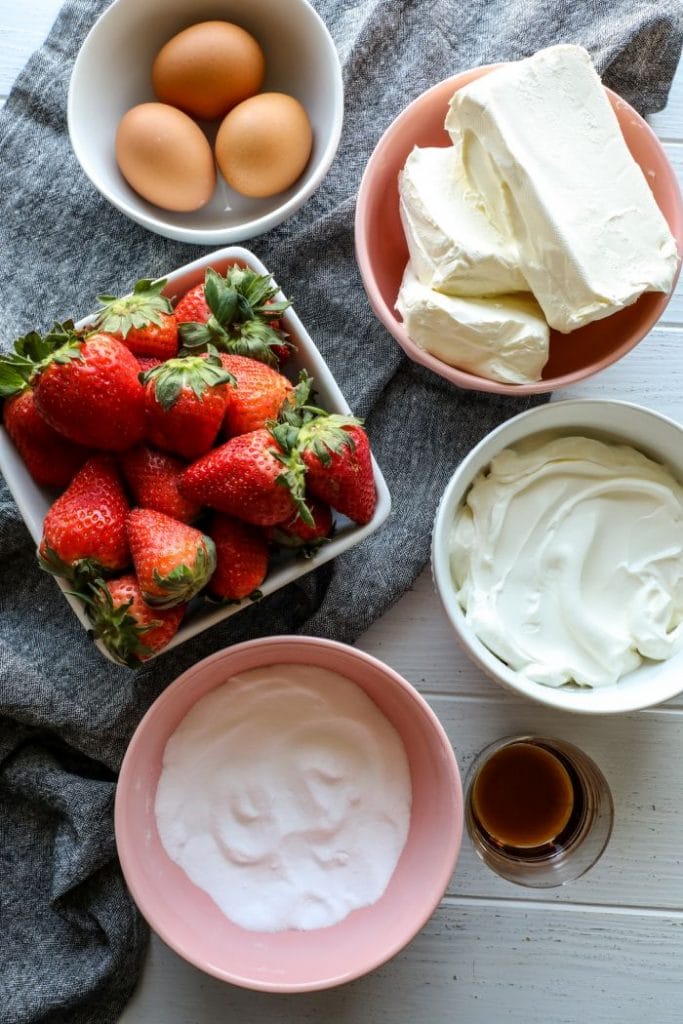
[
  {"x1": 432, "y1": 398, "x2": 683, "y2": 715},
  {"x1": 67, "y1": 0, "x2": 344, "y2": 244}
]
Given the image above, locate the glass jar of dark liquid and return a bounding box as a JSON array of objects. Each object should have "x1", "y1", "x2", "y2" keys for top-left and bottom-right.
[{"x1": 465, "y1": 736, "x2": 613, "y2": 887}]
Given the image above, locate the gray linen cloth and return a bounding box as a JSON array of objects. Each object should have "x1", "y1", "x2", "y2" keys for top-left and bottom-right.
[{"x1": 0, "y1": 1, "x2": 681, "y2": 1020}]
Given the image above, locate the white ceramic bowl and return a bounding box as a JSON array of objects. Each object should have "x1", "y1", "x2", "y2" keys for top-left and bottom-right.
[
  {"x1": 432, "y1": 399, "x2": 683, "y2": 714},
  {"x1": 67, "y1": 0, "x2": 343, "y2": 243},
  {"x1": 0, "y1": 246, "x2": 391, "y2": 663}
]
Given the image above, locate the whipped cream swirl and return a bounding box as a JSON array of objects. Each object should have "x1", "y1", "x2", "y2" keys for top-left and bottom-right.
[{"x1": 451, "y1": 435, "x2": 683, "y2": 688}]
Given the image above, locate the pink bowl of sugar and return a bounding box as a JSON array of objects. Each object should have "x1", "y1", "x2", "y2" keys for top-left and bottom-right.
[{"x1": 115, "y1": 636, "x2": 463, "y2": 992}]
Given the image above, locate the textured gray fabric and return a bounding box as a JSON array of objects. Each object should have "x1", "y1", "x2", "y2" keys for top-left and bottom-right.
[{"x1": 0, "y1": 1, "x2": 681, "y2": 1020}]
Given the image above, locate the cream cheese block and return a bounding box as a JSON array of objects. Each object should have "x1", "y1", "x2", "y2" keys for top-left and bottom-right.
[
  {"x1": 396, "y1": 265, "x2": 549, "y2": 384},
  {"x1": 445, "y1": 44, "x2": 678, "y2": 333},
  {"x1": 398, "y1": 146, "x2": 527, "y2": 296}
]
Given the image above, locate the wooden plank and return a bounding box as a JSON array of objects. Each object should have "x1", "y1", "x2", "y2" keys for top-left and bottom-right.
[
  {"x1": 0, "y1": 0, "x2": 58, "y2": 94},
  {"x1": 648, "y1": 58, "x2": 683, "y2": 140},
  {"x1": 434, "y1": 698, "x2": 683, "y2": 908},
  {"x1": 120, "y1": 905, "x2": 683, "y2": 1024},
  {"x1": 658, "y1": 143, "x2": 683, "y2": 325}
]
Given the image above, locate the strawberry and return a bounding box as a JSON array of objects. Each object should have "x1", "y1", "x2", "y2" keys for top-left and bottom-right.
[
  {"x1": 179, "y1": 428, "x2": 307, "y2": 527},
  {"x1": 177, "y1": 266, "x2": 294, "y2": 367},
  {"x1": 142, "y1": 351, "x2": 235, "y2": 460},
  {"x1": 274, "y1": 373, "x2": 377, "y2": 526},
  {"x1": 80, "y1": 575, "x2": 185, "y2": 666},
  {"x1": 136, "y1": 356, "x2": 163, "y2": 374},
  {"x1": 298, "y1": 420, "x2": 376, "y2": 525},
  {"x1": 266, "y1": 499, "x2": 334, "y2": 555},
  {"x1": 2, "y1": 386, "x2": 89, "y2": 488},
  {"x1": 93, "y1": 278, "x2": 179, "y2": 361},
  {"x1": 127, "y1": 508, "x2": 216, "y2": 607},
  {"x1": 0, "y1": 324, "x2": 146, "y2": 451},
  {"x1": 120, "y1": 445, "x2": 200, "y2": 524},
  {"x1": 207, "y1": 514, "x2": 269, "y2": 601},
  {"x1": 219, "y1": 353, "x2": 293, "y2": 436},
  {"x1": 39, "y1": 454, "x2": 130, "y2": 581},
  {"x1": 173, "y1": 283, "x2": 210, "y2": 325}
]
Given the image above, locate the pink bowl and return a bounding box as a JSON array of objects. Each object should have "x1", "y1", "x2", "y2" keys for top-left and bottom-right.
[
  {"x1": 355, "y1": 66, "x2": 683, "y2": 395},
  {"x1": 115, "y1": 636, "x2": 463, "y2": 991}
]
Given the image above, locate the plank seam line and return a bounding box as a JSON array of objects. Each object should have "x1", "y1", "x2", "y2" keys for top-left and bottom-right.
[
  {"x1": 441, "y1": 894, "x2": 683, "y2": 917},
  {"x1": 417, "y1": 689, "x2": 683, "y2": 714}
]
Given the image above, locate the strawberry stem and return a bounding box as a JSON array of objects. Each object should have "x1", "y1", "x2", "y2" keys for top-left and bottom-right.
[
  {"x1": 142, "y1": 350, "x2": 235, "y2": 411},
  {"x1": 0, "y1": 323, "x2": 83, "y2": 397},
  {"x1": 72, "y1": 578, "x2": 160, "y2": 668},
  {"x1": 177, "y1": 266, "x2": 292, "y2": 366},
  {"x1": 94, "y1": 278, "x2": 173, "y2": 337}
]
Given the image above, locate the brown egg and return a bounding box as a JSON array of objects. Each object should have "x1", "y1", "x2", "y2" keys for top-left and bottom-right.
[
  {"x1": 152, "y1": 21, "x2": 265, "y2": 122},
  {"x1": 215, "y1": 93, "x2": 313, "y2": 199},
  {"x1": 115, "y1": 103, "x2": 216, "y2": 212}
]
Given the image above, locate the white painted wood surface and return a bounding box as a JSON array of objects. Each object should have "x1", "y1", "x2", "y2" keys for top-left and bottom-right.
[{"x1": 2, "y1": 3, "x2": 683, "y2": 1021}]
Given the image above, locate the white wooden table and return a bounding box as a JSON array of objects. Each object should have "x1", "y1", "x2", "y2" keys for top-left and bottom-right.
[{"x1": 3, "y1": 3, "x2": 683, "y2": 1021}]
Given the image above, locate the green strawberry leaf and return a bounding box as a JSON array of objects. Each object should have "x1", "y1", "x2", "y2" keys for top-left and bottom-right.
[
  {"x1": 204, "y1": 268, "x2": 240, "y2": 325},
  {"x1": 0, "y1": 361, "x2": 31, "y2": 397},
  {"x1": 145, "y1": 539, "x2": 217, "y2": 607},
  {"x1": 94, "y1": 278, "x2": 173, "y2": 337},
  {"x1": 73, "y1": 577, "x2": 160, "y2": 667},
  {"x1": 271, "y1": 446, "x2": 314, "y2": 527},
  {"x1": 178, "y1": 317, "x2": 229, "y2": 352},
  {"x1": 0, "y1": 321, "x2": 82, "y2": 396},
  {"x1": 144, "y1": 354, "x2": 235, "y2": 411}
]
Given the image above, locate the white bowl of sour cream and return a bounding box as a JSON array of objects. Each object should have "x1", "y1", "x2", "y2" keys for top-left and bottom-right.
[
  {"x1": 432, "y1": 399, "x2": 683, "y2": 714},
  {"x1": 115, "y1": 636, "x2": 462, "y2": 990}
]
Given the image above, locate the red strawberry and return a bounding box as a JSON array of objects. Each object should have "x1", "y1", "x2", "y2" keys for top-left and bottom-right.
[
  {"x1": 177, "y1": 266, "x2": 293, "y2": 367},
  {"x1": 298, "y1": 419, "x2": 376, "y2": 525},
  {"x1": 136, "y1": 356, "x2": 163, "y2": 374},
  {"x1": 93, "y1": 278, "x2": 179, "y2": 360},
  {"x1": 219, "y1": 353, "x2": 293, "y2": 436},
  {"x1": 179, "y1": 428, "x2": 306, "y2": 526},
  {"x1": 267, "y1": 499, "x2": 334, "y2": 554},
  {"x1": 269, "y1": 334, "x2": 292, "y2": 367},
  {"x1": 81, "y1": 575, "x2": 185, "y2": 666},
  {"x1": 173, "y1": 282, "x2": 210, "y2": 324},
  {"x1": 127, "y1": 508, "x2": 216, "y2": 607},
  {"x1": 207, "y1": 514, "x2": 269, "y2": 601},
  {"x1": 120, "y1": 445, "x2": 200, "y2": 524},
  {"x1": 175, "y1": 279, "x2": 293, "y2": 366},
  {"x1": 0, "y1": 324, "x2": 146, "y2": 452},
  {"x1": 3, "y1": 387, "x2": 89, "y2": 488},
  {"x1": 143, "y1": 352, "x2": 234, "y2": 460},
  {"x1": 39, "y1": 454, "x2": 130, "y2": 581}
]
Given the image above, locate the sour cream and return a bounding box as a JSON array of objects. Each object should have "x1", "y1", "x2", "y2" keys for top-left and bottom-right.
[
  {"x1": 155, "y1": 664, "x2": 412, "y2": 931},
  {"x1": 451, "y1": 435, "x2": 683, "y2": 688}
]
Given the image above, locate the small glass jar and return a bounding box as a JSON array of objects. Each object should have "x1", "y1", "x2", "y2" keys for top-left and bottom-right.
[{"x1": 465, "y1": 735, "x2": 614, "y2": 888}]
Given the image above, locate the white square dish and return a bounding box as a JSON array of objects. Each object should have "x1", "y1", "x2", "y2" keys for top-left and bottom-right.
[{"x1": 0, "y1": 246, "x2": 391, "y2": 663}]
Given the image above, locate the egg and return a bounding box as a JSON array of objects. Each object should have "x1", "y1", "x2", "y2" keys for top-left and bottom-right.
[
  {"x1": 115, "y1": 103, "x2": 216, "y2": 212},
  {"x1": 152, "y1": 21, "x2": 265, "y2": 122},
  {"x1": 215, "y1": 93, "x2": 313, "y2": 199}
]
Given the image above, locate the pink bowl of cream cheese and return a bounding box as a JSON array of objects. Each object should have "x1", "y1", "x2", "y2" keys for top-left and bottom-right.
[
  {"x1": 115, "y1": 636, "x2": 463, "y2": 991},
  {"x1": 355, "y1": 64, "x2": 683, "y2": 395}
]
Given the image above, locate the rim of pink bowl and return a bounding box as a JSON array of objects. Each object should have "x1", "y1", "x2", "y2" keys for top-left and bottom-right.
[
  {"x1": 114, "y1": 635, "x2": 464, "y2": 992},
  {"x1": 355, "y1": 66, "x2": 683, "y2": 396}
]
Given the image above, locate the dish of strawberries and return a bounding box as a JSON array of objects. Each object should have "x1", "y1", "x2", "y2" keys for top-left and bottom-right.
[{"x1": 0, "y1": 254, "x2": 387, "y2": 666}]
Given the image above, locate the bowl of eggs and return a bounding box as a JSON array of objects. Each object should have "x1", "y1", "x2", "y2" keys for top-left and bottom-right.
[
  {"x1": 115, "y1": 636, "x2": 463, "y2": 990},
  {"x1": 68, "y1": 0, "x2": 343, "y2": 243}
]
